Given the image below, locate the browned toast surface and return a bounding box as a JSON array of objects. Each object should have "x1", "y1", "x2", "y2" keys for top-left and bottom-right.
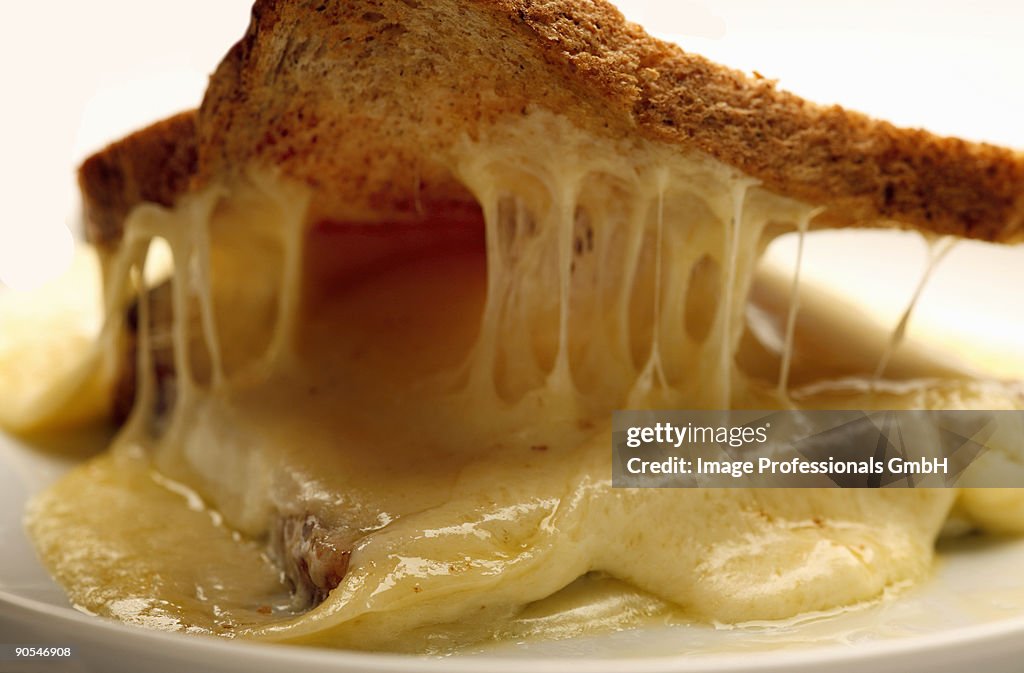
[{"x1": 80, "y1": 0, "x2": 1024, "y2": 244}]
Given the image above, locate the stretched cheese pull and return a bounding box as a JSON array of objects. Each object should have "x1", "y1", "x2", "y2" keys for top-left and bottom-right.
[
  {"x1": 872, "y1": 236, "x2": 957, "y2": 384},
  {"x1": 72, "y1": 0, "x2": 1024, "y2": 418},
  {"x1": 72, "y1": 0, "x2": 1024, "y2": 421}
]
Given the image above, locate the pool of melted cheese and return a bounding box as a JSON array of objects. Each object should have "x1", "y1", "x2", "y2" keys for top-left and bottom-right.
[{"x1": 19, "y1": 109, "x2": 1024, "y2": 652}]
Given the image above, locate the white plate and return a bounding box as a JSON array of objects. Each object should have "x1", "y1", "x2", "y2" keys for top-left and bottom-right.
[{"x1": 4, "y1": 429, "x2": 1024, "y2": 673}]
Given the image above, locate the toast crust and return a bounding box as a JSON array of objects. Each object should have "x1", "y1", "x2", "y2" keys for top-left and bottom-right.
[
  {"x1": 80, "y1": 0, "x2": 1024, "y2": 244},
  {"x1": 79, "y1": 112, "x2": 197, "y2": 248}
]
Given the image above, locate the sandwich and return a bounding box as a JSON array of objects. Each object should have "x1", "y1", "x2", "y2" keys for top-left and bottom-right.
[{"x1": 17, "y1": 0, "x2": 1024, "y2": 653}]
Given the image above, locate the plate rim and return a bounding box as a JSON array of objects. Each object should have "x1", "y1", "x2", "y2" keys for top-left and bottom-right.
[{"x1": 5, "y1": 582, "x2": 1024, "y2": 673}]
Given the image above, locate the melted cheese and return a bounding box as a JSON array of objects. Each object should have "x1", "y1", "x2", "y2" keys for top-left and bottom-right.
[
  {"x1": 18, "y1": 109, "x2": 1024, "y2": 652},
  {"x1": 873, "y1": 236, "x2": 958, "y2": 383},
  {"x1": 776, "y1": 208, "x2": 817, "y2": 398}
]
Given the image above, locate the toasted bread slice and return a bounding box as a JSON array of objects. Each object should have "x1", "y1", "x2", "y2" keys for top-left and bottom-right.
[{"x1": 80, "y1": 0, "x2": 1023, "y2": 246}]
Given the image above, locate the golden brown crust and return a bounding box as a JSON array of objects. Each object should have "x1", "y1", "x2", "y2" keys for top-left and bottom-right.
[
  {"x1": 82, "y1": 0, "x2": 1024, "y2": 244},
  {"x1": 79, "y1": 111, "x2": 197, "y2": 247},
  {"x1": 504, "y1": 0, "x2": 1024, "y2": 241}
]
